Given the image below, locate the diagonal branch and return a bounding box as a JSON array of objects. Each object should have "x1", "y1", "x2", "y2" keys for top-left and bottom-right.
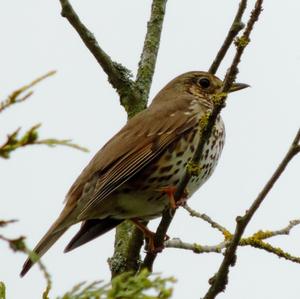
[
  {"x1": 209, "y1": 0, "x2": 247, "y2": 75},
  {"x1": 58, "y1": 0, "x2": 138, "y2": 111},
  {"x1": 0, "y1": 71, "x2": 56, "y2": 114},
  {"x1": 183, "y1": 204, "x2": 231, "y2": 238},
  {"x1": 203, "y1": 134, "x2": 300, "y2": 297},
  {"x1": 0, "y1": 124, "x2": 88, "y2": 159}
]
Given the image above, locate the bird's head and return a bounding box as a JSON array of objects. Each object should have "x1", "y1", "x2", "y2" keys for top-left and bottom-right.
[{"x1": 180, "y1": 71, "x2": 249, "y2": 96}]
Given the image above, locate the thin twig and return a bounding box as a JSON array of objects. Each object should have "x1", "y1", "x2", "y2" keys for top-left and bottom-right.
[
  {"x1": 0, "y1": 71, "x2": 56, "y2": 113},
  {"x1": 209, "y1": 0, "x2": 247, "y2": 74},
  {"x1": 0, "y1": 124, "x2": 88, "y2": 159},
  {"x1": 0, "y1": 233, "x2": 52, "y2": 298},
  {"x1": 165, "y1": 238, "x2": 226, "y2": 254},
  {"x1": 251, "y1": 219, "x2": 300, "y2": 239},
  {"x1": 0, "y1": 219, "x2": 17, "y2": 227},
  {"x1": 203, "y1": 135, "x2": 300, "y2": 297},
  {"x1": 165, "y1": 217, "x2": 300, "y2": 264},
  {"x1": 183, "y1": 204, "x2": 230, "y2": 237}
]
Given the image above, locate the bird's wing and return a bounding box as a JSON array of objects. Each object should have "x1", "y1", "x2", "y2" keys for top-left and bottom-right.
[
  {"x1": 65, "y1": 102, "x2": 200, "y2": 219},
  {"x1": 79, "y1": 115, "x2": 198, "y2": 219}
]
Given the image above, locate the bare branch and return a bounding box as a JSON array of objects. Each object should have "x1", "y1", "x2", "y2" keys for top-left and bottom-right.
[
  {"x1": 0, "y1": 124, "x2": 88, "y2": 159},
  {"x1": 165, "y1": 238, "x2": 226, "y2": 254},
  {"x1": 135, "y1": 0, "x2": 167, "y2": 103},
  {"x1": 203, "y1": 131, "x2": 300, "y2": 297},
  {"x1": 209, "y1": 0, "x2": 247, "y2": 74},
  {"x1": 183, "y1": 204, "x2": 230, "y2": 238},
  {"x1": 165, "y1": 218, "x2": 300, "y2": 264},
  {"x1": 0, "y1": 219, "x2": 17, "y2": 227},
  {"x1": 0, "y1": 220, "x2": 52, "y2": 298},
  {"x1": 58, "y1": 0, "x2": 138, "y2": 113},
  {"x1": 0, "y1": 71, "x2": 56, "y2": 113}
]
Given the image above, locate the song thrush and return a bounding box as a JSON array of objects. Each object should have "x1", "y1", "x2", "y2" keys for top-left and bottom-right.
[{"x1": 21, "y1": 71, "x2": 248, "y2": 276}]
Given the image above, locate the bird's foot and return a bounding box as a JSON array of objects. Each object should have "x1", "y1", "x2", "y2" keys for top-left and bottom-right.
[{"x1": 131, "y1": 218, "x2": 168, "y2": 253}]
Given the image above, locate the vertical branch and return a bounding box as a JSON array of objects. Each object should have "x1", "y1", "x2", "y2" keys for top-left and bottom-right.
[
  {"x1": 135, "y1": 0, "x2": 168, "y2": 103},
  {"x1": 109, "y1": 0, "x2": 168, "y2": 277},
  {"x1": 58, "y1": 0, "x2": 139, "y2": 116},
  {"x1": 203, "y1": 1, "x2": 265, "y2": 298}
]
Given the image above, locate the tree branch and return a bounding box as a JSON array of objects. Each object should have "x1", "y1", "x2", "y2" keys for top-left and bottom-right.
[
  {"x1": 183, "y1": 204, "x2": 230, "y2": 238},
  {"x1": 0, "y1": 222, "x2": 52, "y2": 298},
  {"x1": 203, "y1": 131, "x2": 300, "y2": 298},
  {"x1": 0, "y1": 124, "x2": 88, "y2": 159},
  {"x1": 58, "y1": 0, "x2": 140, "y2": 117},
  {"x1": 135, "y1": 0, "x2": 168, "y2": 103},
  {"x1": 209, "y1": 0, "x2": 247, "y2": 75},
  {"x1": 165, "y1": 218, "x2": 300, "y2": 265},
  {"x1": 165, "y1": 238, "x2": 226, "y2": 254},
  {"x1": 0, "y1": 71, "x2": 56, "y2": 114}
]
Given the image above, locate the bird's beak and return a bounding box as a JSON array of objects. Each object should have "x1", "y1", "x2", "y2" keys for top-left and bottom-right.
[{"x1": 229, "y1": 82, "x2": 250, "y2": 93}]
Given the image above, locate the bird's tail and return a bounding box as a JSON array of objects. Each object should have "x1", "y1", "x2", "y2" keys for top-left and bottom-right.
[
  {"x1": 64, "y1": 218, "x2": 122, "y2": 252},
  {"x1": 20, "y1": 212, "x2": 71, "y2": 277}
]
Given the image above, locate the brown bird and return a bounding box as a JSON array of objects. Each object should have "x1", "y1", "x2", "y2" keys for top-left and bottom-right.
[{"x1": 21, "y1": 71, "x2": 248, "y2": 276}]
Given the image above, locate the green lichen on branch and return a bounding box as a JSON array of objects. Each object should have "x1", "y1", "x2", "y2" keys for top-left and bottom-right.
[
  {"x1": 212, "y1": 92, "x2": 228, "y2": 107},
  {"x1": 58, "y1": 269, "x2": 175, "y2": 299},
  {"x1": 0, "y1": 282, "x2": 5, "y2": 299},
  {"x1": 0, "y1": 124, "x2": 88, "y2": 159},
  {"x1": 240, "y1": 238, "x2": 300, "y2": 264},
  {"x1": 234, "y1": 36, "x2": 249, "y2": 47}
]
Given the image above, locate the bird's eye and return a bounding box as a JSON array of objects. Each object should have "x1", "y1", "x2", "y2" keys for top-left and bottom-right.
[{"x1": 198, "y1": 78, "x2": 211, "y2": 89}]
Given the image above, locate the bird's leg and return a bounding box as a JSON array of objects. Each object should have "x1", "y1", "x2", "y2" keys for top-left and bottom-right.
[
  {"x1": 130, "y1": 218, "x2": 168, "y2": 253},
  {"x1": 176, "y1": 189, "x2": 188, "y2": 207},
  {"x1": 131, "y1": 218, "x2": 156, "y2": 252},
  {"x1": 157, "y1": 186, "x2": 177, "y2": 209},
  {"x1": 157, "y1": 186, "x2": 188, "y2": 209}
]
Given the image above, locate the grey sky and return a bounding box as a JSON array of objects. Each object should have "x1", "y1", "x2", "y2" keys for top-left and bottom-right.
[{"x1": 1, "y1": 1, "x2": 300, "y2": 298}]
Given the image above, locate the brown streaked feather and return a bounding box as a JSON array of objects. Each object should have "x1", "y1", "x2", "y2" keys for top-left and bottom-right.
[
  {"x1": 77, "y1": 114, "x2": 199, "y2": 219},
  {"x1": 21, "y1": 94, "x2": 201, "y2": 276},
  {"x1": 65, "y1": 94, "x2": 201, "y2": 212}
]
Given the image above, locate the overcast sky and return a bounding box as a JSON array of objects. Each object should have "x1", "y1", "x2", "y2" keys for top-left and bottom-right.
[{"x1": 1, "y1": 1, "x2": 300, "y2": 298}]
